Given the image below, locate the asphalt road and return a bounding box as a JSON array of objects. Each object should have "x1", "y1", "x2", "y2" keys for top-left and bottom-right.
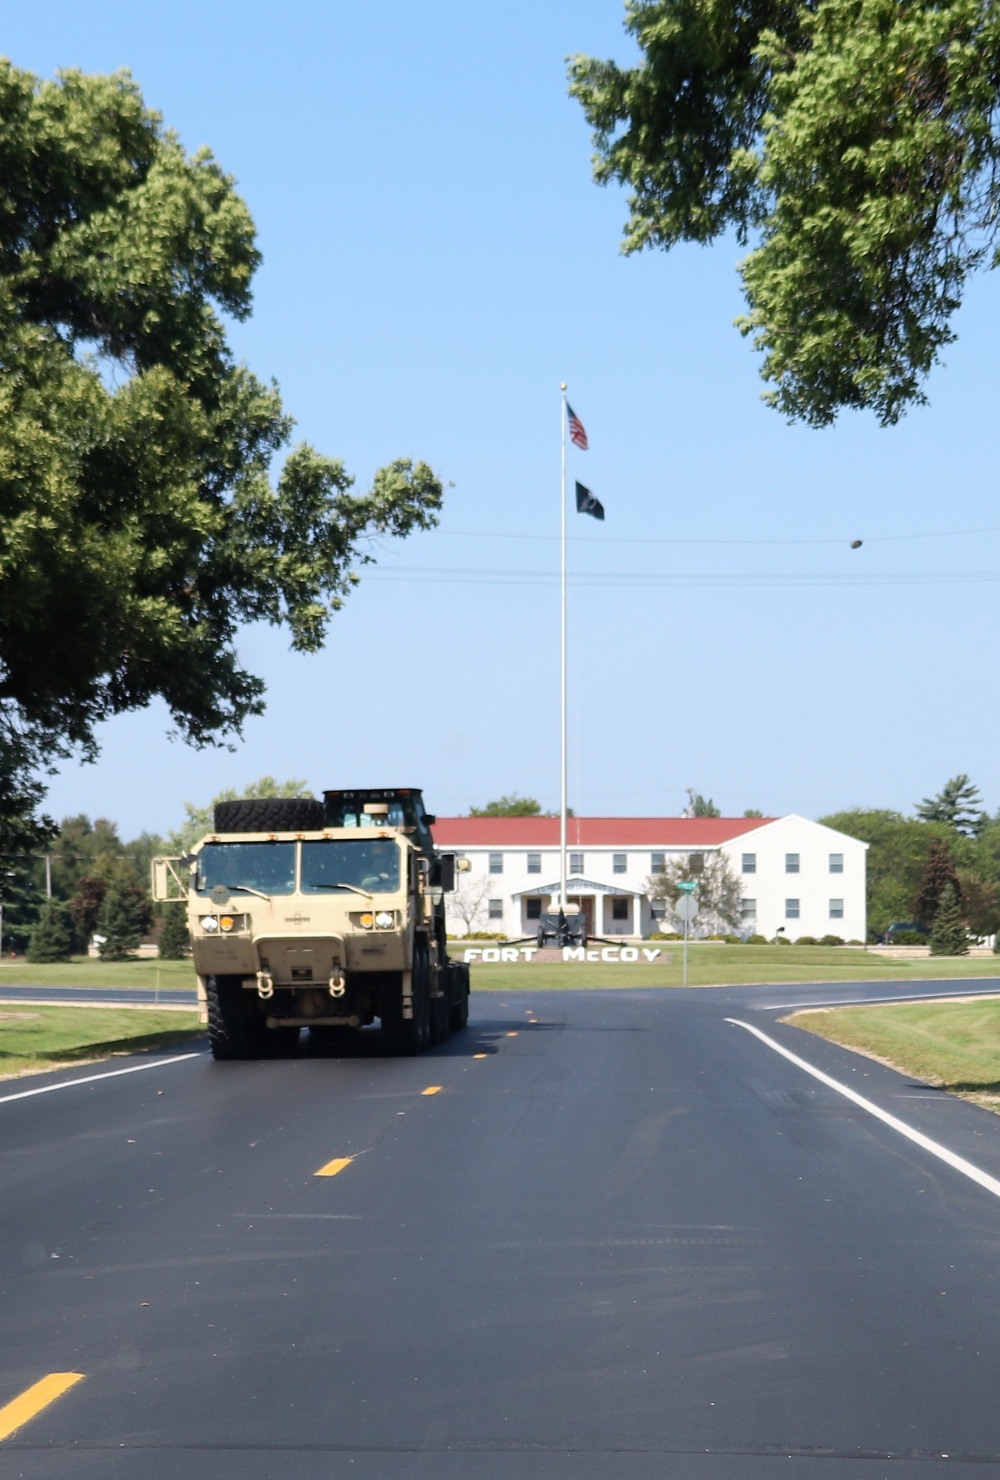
[{"x1": 2, "y1": 983, "x2": 1000, "y2": 1479}]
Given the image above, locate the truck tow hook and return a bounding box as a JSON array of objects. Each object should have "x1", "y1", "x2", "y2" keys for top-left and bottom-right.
[
  {"x1": 328, "y1": 969, "x2": 346, "y2": 998},
  {"x1": 256, "y1": 971, "x2": 275, "y2": 1000}
]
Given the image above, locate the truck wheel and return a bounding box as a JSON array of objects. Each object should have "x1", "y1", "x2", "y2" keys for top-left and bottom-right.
[
  {"x1": 449, "y1": 963, "x2": 470, "y2": 1031},
  {"x1": 382, "y1": 950, "x2": 431, "y2": 1056},
  {"x1": 212, "y1": 797, "x2": 325, "y2": 833},
  {"x1": 207, "y1": 974, "x2": 264, "y2": 1060},
  {"x1": 429, "y1": 966, "x2": 450, "y2": 1047}
]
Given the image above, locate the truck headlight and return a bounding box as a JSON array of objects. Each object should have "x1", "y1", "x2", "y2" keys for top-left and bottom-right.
[
  {"x1": 201, "y1": 916, "x2": 219, "y2": 933},
  {"x1": 375, "y1": 911, "x2": 394, "y2": 930}
]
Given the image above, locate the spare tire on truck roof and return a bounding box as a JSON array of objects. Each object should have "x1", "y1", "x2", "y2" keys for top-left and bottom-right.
[{"x1": 213, "y1": 798, "x2": 325, "y2": 833}]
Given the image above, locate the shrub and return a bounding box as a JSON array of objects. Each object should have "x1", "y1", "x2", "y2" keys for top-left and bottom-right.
[
  {"x1": 886, "y1": 929, "x2": 929, "y2": 945},
  {"x1": 847, "y1": 939, "x2": 864, "y2": 946},
  {"x1": 776, "y1": 934, "x2": 791, "y2": 946},
  {"x1": 746, "y1": 933, "x2": 768, "y2": 945},
  {"x1": 794, "y1": 936, "x2": 818, "y2": 946},
  {"x1": 818, "y1": 934, "x2": 845, "y2": 947},
  {"x1": 649, "y1": 931, "x2": 682, "y2": 940},
  {"x1": 722, "y1": 934, "x2": 742, "y2": 944}
]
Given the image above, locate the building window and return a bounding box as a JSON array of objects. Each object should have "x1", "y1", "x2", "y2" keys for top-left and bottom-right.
[
  {"x1": 488, "y1": 898, "x2": 503, "y2": 919},
  {"x1": 829, "y1": 853, "x2": 844, "y2": 874},
  {"x1": 785, "y1": 898, "x2": 800, "y2": 919},
  {"x1": 829, "y1": 898, "x2": 844, "y2": 919},
  {"x1": 612, "y1": 853, "x2": 627, "y2": 874},
  {"x1": 488, "y1": 852, "x2": 503, "y2": 875},
  {"x1": 650, "y1": 899, "x2": 667, "y2": 918},
  {"x1": 741, "y1": 898, "x2": 756, "y2": 918},
  {"x1": 527, "y1": 852, "x2": 541, "y2": 874},
  {"x1": 742, "y1": 853, "x2": 756, "y2": 874},
  {"x1": 785, "y1": 853, "x2": 800, "y2": 873},
  {"x1": 569, "y1": 852, "x2": 584, "y2": 874},
  {"x1": 526, "y1": 897, "x2": 542, "y2": 920},
  {"x1": 651, "y1": 851, "x2": 666, "y2": 874},
  {"x1": 612, "y1": 897, "x2": 629, "y2": 921}
]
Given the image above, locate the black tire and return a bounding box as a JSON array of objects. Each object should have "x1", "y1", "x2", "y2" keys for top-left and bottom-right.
[
  {"x1": 207, "y1": 974, "x2": 265, "y2": 1060},
  {"x1": 382, "y1": 949, "x2": 431, "y2": 1056},
  {"x1": 213, "y1": 797, "x2": 324, "y2": 833},
  {"x1": 429, "y1": 964, "x2": 450, "y2": 1047},
  {"x1": 449, "y1": 962, "x2": 470, "y2": 1031}
]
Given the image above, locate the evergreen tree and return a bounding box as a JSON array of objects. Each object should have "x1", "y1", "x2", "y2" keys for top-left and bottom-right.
[
  {"x1": 916, "y1": 776, "x2": 986, "y2": 836},
  {"x1": 96, "y1": 869, "x2": 153, "y2": 961},
  {"x1": 684, "y1": 789, "x2": 720, "y2": 818},
  {"x1": 26, "y1": 900, "x2": 74, "y2": 963},
  {"x1": 914, "y1": 838, "x2": 962, "y2": 931},
  {"x1": 156, "y1": 905, "x2": 190, "y2": 961},
  {"x1": 930, "y1": 883, "x2": 969, "y2": 957}
]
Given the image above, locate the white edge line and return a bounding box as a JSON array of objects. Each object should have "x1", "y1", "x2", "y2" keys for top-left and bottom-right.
[
  {"x1": 0, "y1": 1052, "x2": 204, "y2": 1106},
  {"x1": 759, "y1": 989, "x2": 1000, "y2": 1011},
  {"x1": 725, "y1": 1018, "x2": 1000, "y2": 1201}
]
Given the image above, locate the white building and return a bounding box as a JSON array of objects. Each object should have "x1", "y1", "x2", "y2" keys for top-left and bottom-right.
[{"x1": 431, "y1": 815, "x2": 867, "y2": 942}]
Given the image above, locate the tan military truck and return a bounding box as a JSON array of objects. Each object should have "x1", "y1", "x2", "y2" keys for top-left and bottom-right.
[{"x1": 152, "y1": 788, "x2": 470, "y2": 1059}]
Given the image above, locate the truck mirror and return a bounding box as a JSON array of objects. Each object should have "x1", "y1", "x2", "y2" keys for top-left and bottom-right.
[
  {"x1": 439, "y1": 854, "x2": 456, "y2": 892},
  {"x1": 456, "y1": 856, "x2": 472, "y2": 873}
]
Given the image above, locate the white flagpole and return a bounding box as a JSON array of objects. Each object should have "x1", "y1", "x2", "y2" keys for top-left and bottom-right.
[{"x1": 559, "y1": 382, "x2": 568, "y2": 912}]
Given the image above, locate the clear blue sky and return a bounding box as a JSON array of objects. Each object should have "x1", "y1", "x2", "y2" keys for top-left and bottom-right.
[{"x1": 9, "y1": 2, "x2": 1000, "y2": 838}]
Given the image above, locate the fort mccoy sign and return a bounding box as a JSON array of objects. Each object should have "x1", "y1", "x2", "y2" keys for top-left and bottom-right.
[{"x1": 462, "y1": 946, "x2": 665, "y2": 964}]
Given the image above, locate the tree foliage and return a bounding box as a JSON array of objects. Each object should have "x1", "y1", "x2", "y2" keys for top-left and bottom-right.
[
  {"x1": 156, "y1": 903, "x2": 190, "y2": 960},
  {"x1": 26, "y1": 899, "x2": 73, "y2": 963},
  {"x1": 915, "y1": 774, "x2": 985, "y2": 835},
  {"x1": 468, "y1": 795, "x2": 544, "y2": 817},
  {"x1": 167, "y1": 776, "x2": 312, "y2": 853},
  {"x1": 0, "y1": 62, "x2": 442, "y2": 846},
  {"x1": 683, "y1": 788, "x2": 720, "y2": 817},
  {"x1": 645, "y1": 851, "x2": 742, "y2": 933},
  {"x1": 569, "y1": 0, "x2": 1000, "y2": 425},
  {"x1": 930, "y1": 880, "x2": 969, "y2": 955},
  {"x1": 914, "y1": 836, "x2": 962, "y2": 928}
]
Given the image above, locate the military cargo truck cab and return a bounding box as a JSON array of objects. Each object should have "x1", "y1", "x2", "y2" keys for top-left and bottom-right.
[{"x1": 152, "y1": 788, "x2": 470, "y2": 1060}]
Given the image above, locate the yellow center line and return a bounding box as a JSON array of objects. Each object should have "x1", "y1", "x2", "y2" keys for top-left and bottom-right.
[
  {"x1": 474, "y1": 1053, "x2": 487, "y2": 1059},
  {"x1": 421, "y1": 1086, "x2": 442, "y2": 1096},
  {"x1": 315, "y1": 1156, "x2": 353, "y2": 1178},
  {"x1": 0, "y1": 1373, "x2": 85, "y2": 1442},
  {"x1": 507, "y1": 1031, "x2": 518, "y2": 1037}
]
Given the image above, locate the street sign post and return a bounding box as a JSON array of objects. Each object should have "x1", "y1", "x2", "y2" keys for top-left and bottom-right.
[{"x1": 674, "y1": 891, "x2": 698, "y2": 987}]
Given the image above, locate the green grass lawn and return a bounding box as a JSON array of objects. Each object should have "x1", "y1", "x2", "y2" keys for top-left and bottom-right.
[
  {"x1": 4, "y1": 946, "x2": 1000, "y2": 993},
  {"x1": 450, "y1": 944, "x2": 1000, "y2": 990},
  {"x1": 787, "y1": 998, "x2": 1000, "y2": 1113},
  {"x1": 0, "y1": 1004, "x2": 203, "y2": 1079},
  {"x1": 0, "y1": 956, "x2": 196, "y2": 989}
]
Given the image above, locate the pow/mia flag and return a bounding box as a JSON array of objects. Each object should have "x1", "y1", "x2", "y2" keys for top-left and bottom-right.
[{"x1": 575, "y1": 481, "x2": 604, "y2": 521}]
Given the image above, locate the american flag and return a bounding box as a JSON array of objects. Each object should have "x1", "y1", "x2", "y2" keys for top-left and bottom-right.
[{"x1": 566, "y1": 403, "x2": 588, "y2": 451}]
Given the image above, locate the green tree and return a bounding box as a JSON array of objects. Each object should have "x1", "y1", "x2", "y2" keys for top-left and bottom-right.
[
  {"x1": 0, "y1": 62, "x2": 442, "y2": 849},
  {"x1": 569, "y1": 0, "x2": 1000, "y2": 425},
  {"x1": 743, "y1": 808, "x2": 764, "y2": 818},
  {"x1": 684, "y1": 789, "x2": 720, "y2": 817},
  {"x1": 70, "y1": 876, "x2": 108, "y2": 949},
  {"x1": 645, "y1": 852, "x2": 742, "y2": 933},
  {"x1": 930, "y1": 881, "x2": 969, "y2": 956},
  {"x1": 156, "y1": 903, "x2": 190, "y2": 961},
  {"x1": 167, "y1": 776, "x2": 313, "y2": 852},
  {"x1": 914, "y1": 837, "x2": 962, "y2": 930},
  {"x1": 468, "y1": 795, "x2": 543, "y2": 817},
  {"x1": 26, "y1": 899, "x2": 74, "y2": 963},
  {"x1": 915, "y1": 775, "x2": 986, "y2": 836},
  {"x1": 96, "y1": 865, "x2": 153, "y2": 961},
  {"x1": 819, "y1": 809, "x2": 959, "y2": 937}
]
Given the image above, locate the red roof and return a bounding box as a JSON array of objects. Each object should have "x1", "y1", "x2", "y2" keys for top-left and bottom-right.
[{"x1": 430, "y1": 816, "x2": 774, "y2": 847}]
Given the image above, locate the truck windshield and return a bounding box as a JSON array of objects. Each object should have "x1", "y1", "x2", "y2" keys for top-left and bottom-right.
[
  {"x1": 300, "y1": 839, "x2": 400, "y2": 895},
  {"x1": 197, "y1": 842, "x2": 296, "y2": 896}
]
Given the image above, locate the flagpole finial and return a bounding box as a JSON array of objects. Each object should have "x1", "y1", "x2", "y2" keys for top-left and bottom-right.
[{"x1": 560, "y1": 382, "x2": 567, "y2": 391}]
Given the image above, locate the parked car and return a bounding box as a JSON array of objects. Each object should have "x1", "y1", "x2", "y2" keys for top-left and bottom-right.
[{"x1": 880, "y1": 922, "x2": 930, "y2": 944}]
